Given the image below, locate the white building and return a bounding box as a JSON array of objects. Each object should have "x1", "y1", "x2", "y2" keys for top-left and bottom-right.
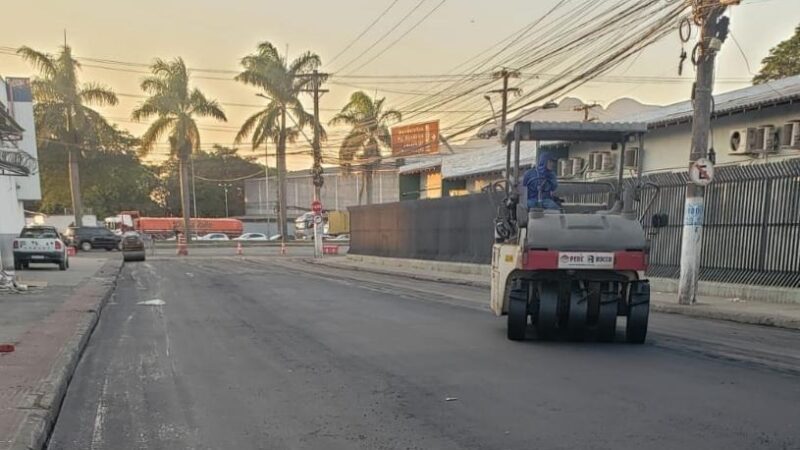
[
  {"x1": 399, "y1": 77, "x2": 800, "y2": 196},
  {"x1": 0, "y1": 76, "x2": 40, "y2": 268}
]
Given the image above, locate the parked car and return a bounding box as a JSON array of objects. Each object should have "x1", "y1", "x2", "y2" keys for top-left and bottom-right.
[
  {"x1": 165, "y1": 233, "x2": 199, "y2": 241},
  {"x1": 199, "y1": 233, "x2": 230, "y2": 241},
  {"x1": 234, "y1": 233, "x2": 268, "y2": 241},
  {"x1": 64, "y1": 226, "x2": 122, "y2": 251},
  {"x1": 268, "y1": 234, "x2": 296, "y2": 241},
  {"x1": 121, "y1": 232, "x2": 146, "y2": 262},
  {"x1": 13, "y1": 225, "x2": 69, "y2": 270},
  {"x1": 327, "y1": 234, "x2": 350, "y2": 242}
]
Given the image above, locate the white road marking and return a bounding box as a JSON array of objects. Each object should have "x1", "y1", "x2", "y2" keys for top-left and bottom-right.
[
  {"x1": 90, "y1": 376, "x2": 110, "y2": 450},
  {"x1": 137, "y1": 299, "x2": 165, "y2": 306}
]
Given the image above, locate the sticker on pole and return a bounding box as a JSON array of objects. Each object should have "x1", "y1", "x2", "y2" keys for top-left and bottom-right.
[{"x1": 689, "y1": 158, "x2": 714, "y2": 186}]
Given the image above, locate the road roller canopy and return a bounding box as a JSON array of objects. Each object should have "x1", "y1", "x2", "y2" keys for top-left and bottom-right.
[{"x1": 508, "y1": 121, "x2": 648, "y2": 143}]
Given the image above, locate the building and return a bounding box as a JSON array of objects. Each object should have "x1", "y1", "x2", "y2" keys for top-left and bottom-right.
[
  {"x1": 242, "y1": 167, "x2": 400, "y2": 234},
  {"x1": 0, "y1": 77, "x2": 40, "y2": 268},
  {"x1": 398, "y1": 97, "x2": 658, "y2": 199},
  {"x1": 396, "y1": 78, "x2": 800, "y2": 198}
]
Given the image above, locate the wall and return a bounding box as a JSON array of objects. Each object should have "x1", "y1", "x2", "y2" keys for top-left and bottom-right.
[
  {"x1": 0, "y1": 177, "x2": 25, "y2": 268},
  {"x1": 245, "y1": 169, "x2": 399, "y2": 217}
]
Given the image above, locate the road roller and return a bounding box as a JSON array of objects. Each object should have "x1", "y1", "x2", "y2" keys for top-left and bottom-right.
[{"x1": 490, "y1": 121, "x2": 666, "y2": 343}]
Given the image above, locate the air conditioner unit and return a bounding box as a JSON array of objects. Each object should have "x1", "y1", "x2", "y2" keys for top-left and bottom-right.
[
  {"x1": 623, "y1": 147, "x2": 639, "y2": 169},
  {"x1": 729, "y1": 128, "x2": 760, "y2": 154},
  {"x1": 600, "y1": 152, "x2": 615, "y2": 172},
  {"x1": 570, "y1": 157, "x2": 584, "y2": 175},
  {"x1": 558, "y1": 159, "x2": 572, "y2": 177},
  {"x1": 759, "y1": 125, "x2": 777, "y2": 153},
  {"x1": 780, "y1": 121, "x2": 800, "y2": 149}
]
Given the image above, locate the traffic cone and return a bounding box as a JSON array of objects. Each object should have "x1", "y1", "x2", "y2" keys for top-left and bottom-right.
[{"x1": 236, "y1": 241, "x2": 243, "y2": 256}]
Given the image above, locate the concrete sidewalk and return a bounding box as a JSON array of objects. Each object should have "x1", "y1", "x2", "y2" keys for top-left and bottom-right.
[
  {"x1": 0, "y1": 256, "x2": 122, "y2": 450},
  {"x1": 313, "y1": 255, "x2": 800, "y2": 331}
]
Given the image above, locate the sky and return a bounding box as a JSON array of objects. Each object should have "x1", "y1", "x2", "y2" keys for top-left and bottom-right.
[{"x1": 1, "y1": 0, "x2": 798, "y2": 169}]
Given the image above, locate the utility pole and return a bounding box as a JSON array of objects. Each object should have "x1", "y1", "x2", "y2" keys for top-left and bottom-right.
[
  {"x1": 678, "y1": 0, "x2": 736, "y2": 305},
  {"x1": 301, "y1": 70, "x2": 328, "y2": 258},
  {"x1": 264, "y1": 144, "x2": 270, "y2": 235},
  {"x1": 488, "y1": 68, "x2": 521, "y2": 144}
]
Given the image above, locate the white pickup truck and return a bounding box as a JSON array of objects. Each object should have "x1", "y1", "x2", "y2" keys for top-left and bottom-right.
[{"x1": 13, "y1": 225, "x2": 69, "y2": 271}]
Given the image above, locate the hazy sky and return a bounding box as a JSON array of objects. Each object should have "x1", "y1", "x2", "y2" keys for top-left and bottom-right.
[{"x1": 1, "y1": 0, "x2": 798, "y2": 169}]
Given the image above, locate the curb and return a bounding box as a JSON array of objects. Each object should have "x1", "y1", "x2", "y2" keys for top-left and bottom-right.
[
  {"x1": 313, "y1": 258, "x2": 800, "y2": 331},
  {"x1": 9, "y1": 259, "x2": 123, "y2": 450},
  {"x1": 650, "y1": 302, "x2": 800, "y2": 331}
]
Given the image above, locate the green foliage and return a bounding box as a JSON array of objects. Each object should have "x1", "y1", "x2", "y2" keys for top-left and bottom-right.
[
  {"x1": 34, "y1": 132, "x2": 161, "y2": 218},
  {"x1": 329, "y1": 91, "x2": 402, "y2": 165},
  {"x1": 159, "y1": 146, "x2": 266, "y2": 217},
  {"x1": 133, "y1": 58, "x2": 227, "y2": 158},
  {"x1": 234, "y1": 41, "x2": 324, "y2": 149},
  {"x1": 754, "y1": 24, "x2": 800, "y2": 84}
]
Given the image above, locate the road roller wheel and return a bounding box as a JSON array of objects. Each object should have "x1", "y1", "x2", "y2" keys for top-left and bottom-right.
[
  {"x1": 535, "y1": 282, "x2": 559, "y2": 340},
  {"x1": 626, "y1": 281, "x2": 650, "y2": 344},
  {"x1": 507, "y1": 281, "x2": 528, "y2": 341},
  {"x1": 596, "y1": 282, "x2": 619, "y2": 342},
  {"x1": 567, "y1": 283, "x2": 588, "y2": 341}
]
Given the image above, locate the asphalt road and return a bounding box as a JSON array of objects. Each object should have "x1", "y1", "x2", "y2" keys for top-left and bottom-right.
[{"x1": 48, "y1": 257, "x2": 800, "y2": 450}]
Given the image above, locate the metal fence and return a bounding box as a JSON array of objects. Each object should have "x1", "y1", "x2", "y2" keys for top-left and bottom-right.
[{"x1": 350, "y1": 159, "x2": 800, "y2": 288}]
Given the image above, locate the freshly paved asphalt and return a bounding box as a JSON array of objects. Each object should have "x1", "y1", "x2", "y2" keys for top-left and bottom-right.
[{"x1": 48, "y1": 256, "x2": 800, "y2": 449}]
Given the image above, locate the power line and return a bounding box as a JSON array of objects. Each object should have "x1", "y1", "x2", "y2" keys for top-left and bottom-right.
[
  {"x1": 332, "y1": 0, "x2": 429, "y2": 73},
  {"x1": 343, "y1": 0, "x2": 448, "y2": 75},
  {"x1": 327, "y1": 0, "x2": 400, "y2": 66}
]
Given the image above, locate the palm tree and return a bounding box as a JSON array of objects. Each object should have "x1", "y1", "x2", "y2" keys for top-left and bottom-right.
[
  {"x1": 234, "y1": 41, "x2": 321, "y2": 240},
  {"x1": 18, "y1": 44, "x2": 119, "y2": 226},
  {"x1": 132, "y1": 58, "x2": 226, "y2": 245},
  {"x1": 329, "y1": 91, "x2": 401, "y2": 205}
]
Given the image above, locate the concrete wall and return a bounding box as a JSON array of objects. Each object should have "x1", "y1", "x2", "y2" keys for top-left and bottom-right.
[
  {"x1": 245, "y1": 169, "x2": 399, "y2": 217},
  {"x1": 0, "y1": 177, "x2": 26, "y2": 269}
]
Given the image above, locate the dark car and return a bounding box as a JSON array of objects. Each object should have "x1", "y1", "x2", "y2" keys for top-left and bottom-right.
[
  {"x1": 64, "y1": 226, "x2": 122, "y2": 252},
  {"x1": 121, "y1": 232, "x2": 146, "y2": 262}
]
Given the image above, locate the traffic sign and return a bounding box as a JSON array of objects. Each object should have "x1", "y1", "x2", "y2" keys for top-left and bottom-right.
[
  {"x1": 313, "y1": 214, "x2": 323, "y2": 225},
  {"x1": 689, "y1": 157, "x2": 714, "y2": 186},
  {"x1": 311, "y1": 200, "x2": 322, "y2": 214}
]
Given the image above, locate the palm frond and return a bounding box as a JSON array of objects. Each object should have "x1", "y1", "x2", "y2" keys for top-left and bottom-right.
[
  {"x1": 140, "y1": 116, "x2": 175, "y2": 155},
  {"x1": 235, "y1": 108, "x2": 269, "y2": 145},
  {"x1": 79, "y1": 83, "x2": 119, "y2": 106},
  {"x1": 29, "y1": 79, "x2": 63, "y2": 103},
  {"x1": 338, "y1": 129, "x2": 369, "y2": 163},
  {"x1": 189, "y1": 88, "x2": 227, "y2": 121},
  {"x1": 17, "y1": 46, "x2": 57, "y2": 78}
]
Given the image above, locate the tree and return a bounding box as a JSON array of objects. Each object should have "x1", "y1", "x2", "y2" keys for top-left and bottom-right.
[
  {"x1": 754, "y1": 24, "x2": 800, "y2": 84},
  {"x1": 235, "y1": 41, "x2": 321, "y2": 239},
  {"x1": 18, "y1": 44, "x2": 119, "y2": 226},
  {"x1": 160, "y1": 145, "x2": 265, "y2": 218},
  {"x1": 132, "y1": 58, "x2": 226, "y2": 244},
  {"x1": 35, "y1": 131, "x2": 161, "y2": 219},
  {"x1": 329, "y1": 91, "x2": 401, "y2": 205}
]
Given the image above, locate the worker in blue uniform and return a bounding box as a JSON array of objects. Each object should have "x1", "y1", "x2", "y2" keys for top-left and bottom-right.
[{"x1": 523, "y1": 151, "x2": 561, "y2": 210}]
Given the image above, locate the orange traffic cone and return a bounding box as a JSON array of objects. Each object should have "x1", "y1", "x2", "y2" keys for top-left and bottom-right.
[{"x1": 236, "y1": 241, "x2": 243, "y2": 256}]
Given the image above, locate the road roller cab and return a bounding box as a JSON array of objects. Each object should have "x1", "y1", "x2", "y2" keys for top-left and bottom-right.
[{"x1": 490, "y1": 121, "x2": 666, "y2": 343}]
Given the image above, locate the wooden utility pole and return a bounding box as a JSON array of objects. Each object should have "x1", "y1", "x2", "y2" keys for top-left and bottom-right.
[
  {"x1": 489, "y1": 68, "x2": 520, "y2": 143},
  {"x1": 678, "y1": 0, "x2": 736, "y2": 304}
]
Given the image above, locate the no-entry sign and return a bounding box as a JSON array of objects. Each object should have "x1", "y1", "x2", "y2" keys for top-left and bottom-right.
[{"x1": 311, "y1": 200, "x2": 322, "y2": 214}]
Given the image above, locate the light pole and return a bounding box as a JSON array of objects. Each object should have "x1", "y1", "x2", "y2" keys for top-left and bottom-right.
[{"x1": 218, "y1": 183, "x2": 232, "y2": 217}]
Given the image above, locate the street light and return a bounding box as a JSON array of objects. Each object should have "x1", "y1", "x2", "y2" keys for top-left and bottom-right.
[{"x1": 218, "y1": 183, "x2": 232, "y2": 217}]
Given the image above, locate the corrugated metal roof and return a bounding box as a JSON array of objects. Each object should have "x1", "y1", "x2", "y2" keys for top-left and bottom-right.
[
  {"x1": 613, "y1": 74, "x2": 800, "y2": 127},
  {"x1": 397, "y1": 156, "x2": 443, "y2": 174}
]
